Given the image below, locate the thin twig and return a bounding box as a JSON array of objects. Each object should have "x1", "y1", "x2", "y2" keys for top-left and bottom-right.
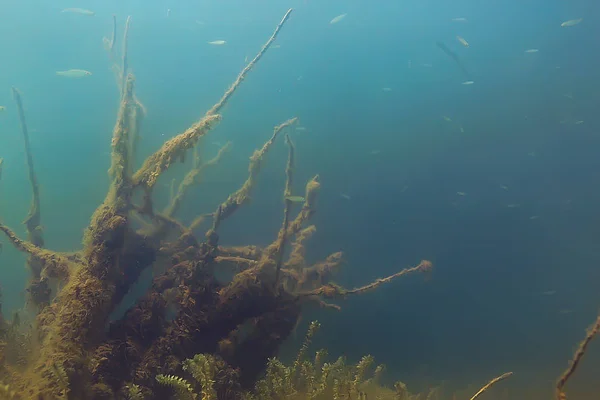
[
  {"x1": 109, "y1": 14, "x2": 117, "y2": 54},
  {"x1": 209, "y1": 118, "x2": 297, "y2": 232},
  {"x1": 102, "y1": 14, "x2": 117, "y2": 58},
  {"x1": 556, "y1": 312, "x2": 600, "y2": 400},
  {"x1": 132, "y1": 8, "x2": 294, "y2": 191},
  {"x1": 469, "y1": 372, "x2": 512, "y2": 400},
  {"x1": 109, "y1": 75, "x2": 135, "y2": 188},
  {"x1": 297, "y1": 260, "x2": 432, "y2": 299},
  {"x1": 12, "y1": 88, "x2": 43, "y2": 247},
  {"x1": 273, "y1": 134, "x2": 295, "y2": 288},
  {"x1": 12, "y1": 87, "x2": 46, "y2": 300},
  {"x1": 206, "y1": 8, "x2": 293, "y2": 117},
  {"x1": 121, "y1": 16, "x2": 131, "y2": 98},
  {"x1": 164, "y1": 141, "x2": 231, "y2": 218}
]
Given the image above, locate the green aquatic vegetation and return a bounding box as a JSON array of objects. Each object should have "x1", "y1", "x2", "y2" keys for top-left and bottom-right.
[
  {"x1": 155, "y1": 375, "x2": 196, "y2": 400},
  {"x1": 154, "y1": 321, "x2": 423, "y2": 400}
]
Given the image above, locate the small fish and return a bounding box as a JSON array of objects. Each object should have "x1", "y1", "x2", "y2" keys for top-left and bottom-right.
[
  {"x1": 456, "y1": 192, "x2": 467, "y2": 196},
  {"x1": 382, "y1": 87, "x2": 392, "y2": 92},
  {"x1": 61, "y1": 8, "x2": 95, "y2": 16},
  {"x1": 272, "y1": 44, "x2": 281, "y2": 49},
  {"x1": 295, "y1": 126, "x2": 307, "y2": 131},
  {"x1": 452, "y1": 17, "x2": 468, "y2": 22},
  {"x1": 540, "y1": 290, "x2": 556, "y2": 296},
  {"x1": 456, "y1": 36, "x2": 469, "y2": 47},
  {"x1": 0, "y1": 106, "x2": 5, "y2": 112},
  {"x1": 459, "y1": 125, "x2": 465, "y2": 133},
  {"x1": 524, "y1": 49, "x2": 539, "y2": 53},
  {"x1": 285, "y1": 195, "x2": 305, "y2": 203},
  {"x1": 56, "y1": 69, "x2": 92, "y2": 78},
  {"x1": 558, "y1": 309, "x2": 574, "y2": 315},
  {"x1": 196, "y1": 20, "x2": 205, "y2": 25},
  {"x1": 462, "y1": 80, "x2": 474, "y2": 85},
  {"x1": 340, "y1": 193, "x2": 351, "y2": 200},
  {"x1": 330, "y1": 13, "x2": 347, "y2": 24},
  {"x1": 574, "y1": 120, "x2": 584, "y2": 125},
  {"x1": 208, "y1": 40, "x2": 226, "y2": 45},
  {"x1": 500, "y1": 185, "x2": 509, "y2": 191},
  {"x1": 560, "y1": 18, "x2": 582, "y2": 27},
  {"x1": 0, "y1": 158, "x2": 3, "y2": 179},
  {"x1": 369, "y1": 150, "x2": 381, "y2": 155},
  {"x1": 507, "y1": 204, "x2": 520, "y2": 208},
  {"x1": 401, "y1": 185, "x2": 409, "y2": 193},
  {"x1": 442, "y1": 116, "x2": 452, "y2": 122},
  {"x1": 529, "y1": 215, "x2": 540, "y2": 220},
  {"x1": 167, "y1": 8, "x2": 171, "y2": 17}
]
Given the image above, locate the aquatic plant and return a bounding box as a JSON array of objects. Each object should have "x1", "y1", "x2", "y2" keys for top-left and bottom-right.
[
  {"x1": 0, "y1": 9, "x2": 433, "y2": 399},
  {"x1": 148, "y1": 321, "x2": 518, "y2": 400},
  {"x1": 150, "y1": 320, "x2": 412, "y2": 400}
]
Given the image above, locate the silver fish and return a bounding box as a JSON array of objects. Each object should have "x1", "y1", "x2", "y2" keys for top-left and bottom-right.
[
  {"x1": 61, "y1": 8, "x2": 95, "y2": 16},
  {"x1": 56, "y1": 69, "x2": 92, "y2": 78},
  {"x1": 456, "y1": 36, "x2": 470, "y2": 47},
  {"x1": 285, "y1": 195, "x2": 305, "y2": 203},
  {"x1": 330, "y1": 13, "x2": 347, "y2": 24},
  {"x1": 560, "y1": 18, "x2": 582, "y2": 27}
]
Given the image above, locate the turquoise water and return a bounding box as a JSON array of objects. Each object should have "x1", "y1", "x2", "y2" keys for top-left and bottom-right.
[{"x1": 1, "y1": 0, "x2": 599, "y2": 398}]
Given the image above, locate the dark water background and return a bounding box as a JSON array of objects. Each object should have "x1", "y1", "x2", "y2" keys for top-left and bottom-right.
[{"x1": 1, "y1": 0, "x2": 600, "y2": 398}]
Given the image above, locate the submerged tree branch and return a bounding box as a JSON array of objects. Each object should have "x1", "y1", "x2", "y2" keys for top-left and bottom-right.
[
  {"x1": 12, "y1": 88, "x2": 43, "y2": 249},
  {"x1": 469, "y1": 372, "x2": 513, "y2": 400},
  {"x1": 556, "y1": 312, "x2": 600, "y2": 400},
  {"x1": 206, "y1": 8, "x2": 293, "y2": 117},
  {"x1": 209, "y1": 118, "x2": 297, "y2": 234},
  {"x1": 12, "y1": 87, "x2": 49, "y2": 306},
  {"x1": 297, "y1": 260, "x2": 433, "y2": 300}
]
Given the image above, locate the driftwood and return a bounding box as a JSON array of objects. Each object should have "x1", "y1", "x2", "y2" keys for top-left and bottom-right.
[{"x1": 0, "y1": 9, "x2": 432, "y2": 399}]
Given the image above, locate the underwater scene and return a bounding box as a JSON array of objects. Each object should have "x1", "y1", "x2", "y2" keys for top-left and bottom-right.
[{"x1": 0, "y1": 0, "x2": 599, "y2": 399}]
